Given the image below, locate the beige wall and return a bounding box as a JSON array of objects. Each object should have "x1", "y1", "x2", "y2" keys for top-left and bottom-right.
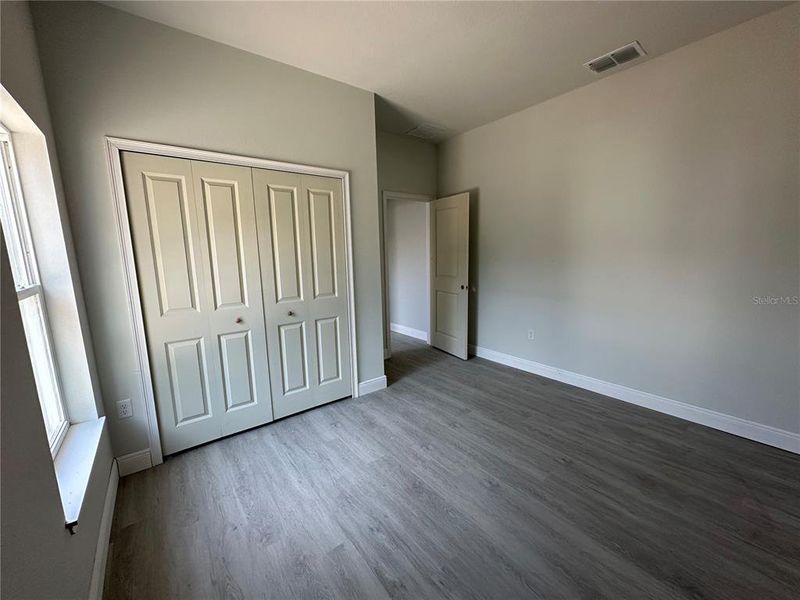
[
  {"x1": 31, "y1": 1, "x2": 384, "y2": 456},
  {"x1": 1, "y1": 0, "x2": 102, "y2": 422},
  {"x1": 377, "y1": 129, "x2": 437, "y2": 196},
  {"x1": 1, "y1": 237, "x2": 111, "y2": 600},
  {"x1": 438, "y1": 6, "x2": 800, "y2": 433},
  {"x1": 1, "y1": 3, "x2": 113, "y2": 598},
  {"x1": 376, "y1": 129, "x2": 437, "y2": 350},
  {"x1": 386, "y1": 198, "x2": 429, "y2": 334}
]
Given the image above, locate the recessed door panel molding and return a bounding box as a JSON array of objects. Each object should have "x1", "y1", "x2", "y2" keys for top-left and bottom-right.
[
  {"x1": 435, "y1": 291, "x2": 460, "y2": 339},
  {"x1": 166, "y1": 338, "x2": 212, "y2": 425},
  {"x1": 430, "y1": 193, "x2": 470, "y2": 360},
  {"x1": 142, "y1": 172, "x2": 199, "y2": 315},
  {"x1": 278, "y1": 322, "x2": 309, "y2": 394},
  {"x1": 434, "y1": 206, "x2": 460, "y2": 279},
  {"x1": 268, "y1": 184, "x2": 303, "y2": 303},
  {"x1": 201, "y1": 177, "x2": 247, "y2": 309},
  {"x1": 308, "y1": 188, "x2": 337, "y2": 299},
  {"x1": 219, "y1": 331, "x2": 257, "y2": 411},
  {"x1": 316, "y1": 316, "x2": 341, "y2": 384}
]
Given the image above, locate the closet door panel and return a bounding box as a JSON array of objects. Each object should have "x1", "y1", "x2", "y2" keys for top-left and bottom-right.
[
  {"x1": 303, "y1": 174, "x2": 352, "y2": 399},
  {"x1": 315, "y1": 316, "x2": 341, "y2": 385},
  {"x1": 123, "y1": 152, "x2": 223, "y2": 454},
  {"x1": 308, "y1": 188, "x2": 337, "y2": 299},
  {"x1": 201, "y1": 178, "x2": 247, "y2": 309},
  {"x1": 125, "y1": 152, "x2": 354, "y2": 453},
  {"x1": 278, "y1": 321, "x2": 309, "y2": 394},
  {"x1": 191, "y1": 160, "x2": 273, "y2": 437},
  {"x1": 254, "y1": 169, "x2": 351, "y2": 418},
  {"x1": 142, "y1": 172, "x2": 200, "y2": 315},
  {"x1": 123, "y1": 152, "x2": 273, "y2": 455},
  {"x1": 218, "y1": 331, "x2": 257, "y2": 410},
  {"x1": 166, "y1": 337, "x2": 212, "y2": 424},
  {"x1": 267, "y1": 183, "x2": 304, "y2": 303}
]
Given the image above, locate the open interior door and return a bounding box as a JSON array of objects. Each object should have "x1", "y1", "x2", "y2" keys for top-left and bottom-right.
[{"x1": 429, "y1": 192, "x2": 469, "y2": 359}]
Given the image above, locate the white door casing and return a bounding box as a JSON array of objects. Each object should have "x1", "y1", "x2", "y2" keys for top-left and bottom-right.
[
  {"x1": 122, "y1": 153, "x2": 272, "y2": 454},
  {"x1": 253, "y1": 169, "x2": 353, "y2": 418},
  {"x1": 430, "y1": 192, "x2": 470, "y2": 360}
]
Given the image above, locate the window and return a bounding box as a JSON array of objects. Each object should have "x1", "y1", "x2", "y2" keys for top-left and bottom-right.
[{"x1": 0, "y1": 124, "x2": 69, "y2": 456}]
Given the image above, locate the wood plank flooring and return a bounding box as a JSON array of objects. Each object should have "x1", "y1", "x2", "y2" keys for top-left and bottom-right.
[{"x1": 105, "y1": 333, "x2": 800, "y2": 599}]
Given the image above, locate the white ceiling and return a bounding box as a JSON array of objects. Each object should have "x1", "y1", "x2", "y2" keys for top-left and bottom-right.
[{"x1": 103, "y1": 1, "x2": 788, "y2": 141}]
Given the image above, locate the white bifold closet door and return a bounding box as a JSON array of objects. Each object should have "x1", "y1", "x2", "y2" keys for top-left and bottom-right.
[
  {"x1": 252, "y1": 169, "x2": 352, "y2": 419},
  {"x1": 122, "y1": 152, "x2": 352, "y2": 455},
  {"x1": 123, "y1": 152, "x2": 272, "y2": 454}
]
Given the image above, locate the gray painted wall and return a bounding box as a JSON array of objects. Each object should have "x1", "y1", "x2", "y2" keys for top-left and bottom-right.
[
  {"x1": 386, "y1": 199, "x2": 429, "y2": 334},
  {"x1": 438, "y1": 6, "x2": 800, "y2": 433},
  {"x1": 31, "y1": 1, "x2": 384, "y2": 457},
  {"x1": 1, "y1": 4, "x2": 114, "y2": 598},
  {"x1": 376, "y1": 129, "x2": 437, "y2": 196},
  {"x1": 376, "y1": 129, "x2": 437, "y2": 349},
  {"x1": 1, "y1": 237, "x2": 110, "y2": 600},
  {"x1": 0, "y1": 0, "x2": 102, "y2": 422}
]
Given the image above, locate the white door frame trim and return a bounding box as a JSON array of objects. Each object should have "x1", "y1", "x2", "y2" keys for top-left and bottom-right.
[
  {"x1": 380, "y1": 190, "x2": 432, "y2": 359},
  {"x1": 105, "y1": 136, "x2": 360, "y2": 466}
]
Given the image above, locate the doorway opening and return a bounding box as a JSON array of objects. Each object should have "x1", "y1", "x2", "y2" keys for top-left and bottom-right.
[
  {"x1": 381, "y1": 191, "x2": 432, "y2": 359},
  {"x1": 381, "y1": 190, "x2": 471, "y2": 361}
]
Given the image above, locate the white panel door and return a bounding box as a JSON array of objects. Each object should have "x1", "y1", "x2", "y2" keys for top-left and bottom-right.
[
  {"x1": 191, "y1": 160, "x2": 273, "y2": 436},
  {"x1": 430, "y1": 192, "x2": 470, "y2": 359},
  {"x1": 122, "y1": 153, "x2": 272, "y2": 454},
  {"x1": 252, "y1": 169, "x2": 352, "y2": 418}
]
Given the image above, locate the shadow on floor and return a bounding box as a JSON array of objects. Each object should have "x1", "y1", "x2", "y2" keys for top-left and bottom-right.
[{"x1": 385, "y1": 332, "x2": 457, "y2": 385}]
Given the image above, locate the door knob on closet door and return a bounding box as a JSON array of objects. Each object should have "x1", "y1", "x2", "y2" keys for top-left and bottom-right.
[
  {"x1": 288, "y1": 310, "x2": 295, "y2": 317},
  {"x1": 235, "y1": 317, "x2": 243, "y2": 324}
]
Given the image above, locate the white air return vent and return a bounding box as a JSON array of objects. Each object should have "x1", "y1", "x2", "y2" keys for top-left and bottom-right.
[
  {"x1": 406, "y1": 123, "x2": 447, "y2": 141},
  {"x1": 584, "y1": 41, "x2": 646, "y2": 74}
]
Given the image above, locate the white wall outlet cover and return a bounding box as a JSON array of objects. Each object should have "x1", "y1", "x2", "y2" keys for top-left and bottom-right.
[
  {"x1": 527, "y1": 329, "x2": 535, "y2": 340},
  {"x1": 117, "y1": 399, "x2": 133, "y2": 419}
]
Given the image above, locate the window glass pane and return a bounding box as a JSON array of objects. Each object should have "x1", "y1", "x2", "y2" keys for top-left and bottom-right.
[
  {"x1": 18, "y1": 292, "x2": 67, "y2": 449},
  {"x1": 0, "y1": 140, "x2": 37, "y2": 289},
  {"x1": 0, "y1": 125, "x2": 67, "y2": 456}
]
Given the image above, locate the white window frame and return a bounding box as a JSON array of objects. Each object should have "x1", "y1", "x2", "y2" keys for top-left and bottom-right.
[{"x1": 0, "y1": 123, "x2": 69, "y2": 456}]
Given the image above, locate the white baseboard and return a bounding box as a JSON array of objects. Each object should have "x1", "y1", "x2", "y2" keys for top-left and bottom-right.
[
  {"x1": 469, "y1": 344, "x2": 800, "y2": 455},
  {"x1": 88, "y1": 460, "x2": 119, "y2": 600},
  {"x1": 358, "y1": 375, "x2": 388, "y2": 396},
  {"x1": 117, "y1": 448, "x2": 152, "y2": 476},
  {"x1": 390, "y1": 323, "x2": 427, "y2": 342}
]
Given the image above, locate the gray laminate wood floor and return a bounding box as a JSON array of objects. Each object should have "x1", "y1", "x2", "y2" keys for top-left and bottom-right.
[{"x1": 105, "y1": 333, "x2": 800, "y2": 600}]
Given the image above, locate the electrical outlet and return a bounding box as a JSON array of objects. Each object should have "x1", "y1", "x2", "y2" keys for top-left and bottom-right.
[
  {"x1": 527, "y1": 329, "x2": 535, "y2": 341},
  {"x1": 117, "y1": 398, "x2": 133, "y2": 419}
]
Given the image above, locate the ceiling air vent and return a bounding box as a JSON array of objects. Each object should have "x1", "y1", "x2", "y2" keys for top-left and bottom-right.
[
  {"x1": 584, "y1": 41, "x2": 646, "y2": 75},
  {"x1": 406, "y1": 123, "x2": 447, "y2": 141}
]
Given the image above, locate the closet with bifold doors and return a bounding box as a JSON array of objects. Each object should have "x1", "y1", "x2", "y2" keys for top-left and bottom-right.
[{"x1": 121, "y1": 151, "x2": 352, "y2": 454}]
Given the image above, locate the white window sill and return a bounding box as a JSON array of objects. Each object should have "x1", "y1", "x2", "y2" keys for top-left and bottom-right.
[{"x1": 54, "y1": 416, "x2": 105, "y2": 532}]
